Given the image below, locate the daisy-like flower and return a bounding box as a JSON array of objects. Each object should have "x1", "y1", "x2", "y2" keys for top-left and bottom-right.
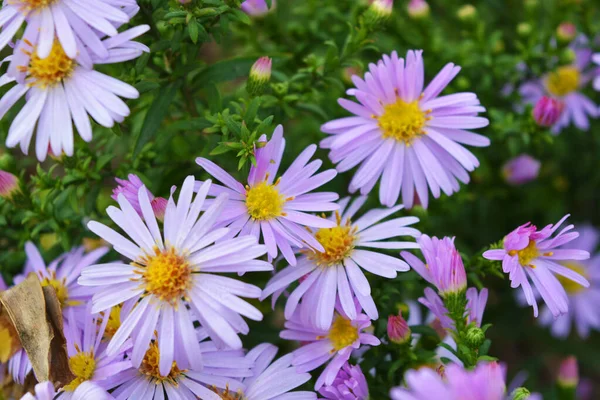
[
  {"x1": 262, "y1": 196, "x2": 419, "y2": 329},
  {"x1": 538, "y1": 225, "x2": 600, "y2": 338},
  {"x1": 79, "y1": 176, "x2": 271, "y2": 376},
  {"x1": 519, "y1": 48, "x2": 599, "y2": 134},
  {"x1": 483, "y1": 215, "x2": 590, "y2": 317},
  {"x1": 196, "y1": 125, "x2": 339, "y2": 266},
  {"x1": 390, "y1": 362, "x2": 506, "y2": 400},
  {"x1": 319, "y1": 362, "x2": 369, "y2": 400},
  {"x1": 112, "y1": 174, "x2": 168, "y2": 220},
  {"x1": 0, "y1": 0, "x2": 136, "y2": 60},
  {"x1": 281, "y1": 301, "x2": 380, "y2": 390},
  {"x1": 321, "y1": 50, "x2": 490, "y2": 209},
  {"x1": 20, "y1": 381, "x2": 114, "y2": 400},
  {"x1": 213, "y1": 343, "x2": 316, "y2": 400},
  {"x1": 109, "y1": 333, "x2": 253, "y2": 400},
  {"x1": 0, "y1": 26, "x2": 148, "y2": 161}
]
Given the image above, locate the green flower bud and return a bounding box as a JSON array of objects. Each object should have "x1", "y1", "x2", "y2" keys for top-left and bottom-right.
[
  {"x1": 457, "y1": 4, "x2": 476, "y2": 21},
  {"x1": 247, "y1": 56, "x2": 272, "y2": 96},
  {"x1": 465, "y1": 326, "x2": 485, "y2": 349},
  {"x1": 511, "y1": 387, "x2": 531, "y2": 400}
]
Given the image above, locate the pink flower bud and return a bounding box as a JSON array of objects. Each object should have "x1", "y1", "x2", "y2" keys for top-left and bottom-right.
[
  {"x1": 558, "y1": 356, "x2": 578, "y2": 387},
  {"x1": 503, "y1": 154, "x2": 541, "y2": 185},
  {"x1": 387, "y1": 312, "x2": 411, "y2": 344},
  {"x1": 241, "y1": 0, "x2": 275, "y2": 17},
  {"x1": 533, "y1": 96, "x2": 564, "y2": 127},
  {"x1": 557, "y1": 22, "x2": 576, "y2": 42},
  {"x1": 112, "y1": 174, "x2": 154, "y2": 217},
  {"x1": 151, "y1": 197, "x2": 168, "y2": 222},
  {"x1": 408, "y1": 0, "x2": 429, "y2": 19},
  {"x1": 370, "y1": 0, "x2": 394, "y2": 16},
  {"x1": 248, "y1": 57, "x2": 272, "y2": 96},
  {"x1": 0, "y1": 171, "x2": 19, "y2": 199}
]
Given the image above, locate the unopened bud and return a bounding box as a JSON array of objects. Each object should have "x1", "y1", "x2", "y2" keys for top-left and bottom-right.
[
  {"x1": 465, "y1": 326, "x2": 485, "y2": 349},
  {"x1": 407, "y1": 0, "x2": 429, "y2": 19},
  {"x1": 0, "y1": 171, "x2": 19, "y2": 200},
  {"x1": 533, "y1": 96, "x2": 564, "y2": 127},
  {"x1": 247, "y1": 56, "x2": 272, "y2": 96},
  {"x1": 511, "y1": 387, "x2": 531, "y2": 400},
  {"x1": 457, "y1": 4, "x2": 476, "y2": 21},
  {"x1": 557, "y1": 22, "x2": 576, "y2": 43},
  {"x1": 240, "y1": 0, "x2": 275, "y2": 17},
  {"x1": 517, "y1": 23, "x2": 532, "y2": 37},
  {"x1": 503, "y1": 155, "x2": 541, "y2": 186},
  {"x1": 363, "y1": 0, "x2": 393, "y2": 29},
  {"x1": 387, "y1": 312, "x2": 411, "y2": 344},
  {"x1": 558, "y1": 356, "x2": 578, "y2": 388},
  {"x1": 560, "y1": 48, "x2": 576, "y2": 64},
  {"x1": 151, "y1": 197, "x2": 168, "y2": 222}
]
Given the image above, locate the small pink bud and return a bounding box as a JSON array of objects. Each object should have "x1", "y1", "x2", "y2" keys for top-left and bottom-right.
[
  {"x1": 558, "y1": 356, "x2": 578, "y2": 388},
  {"x1": 503, "y1": 154, "x2": 541, "y2": 186},
  {"x1": 248, "y1": 57, "x2": 272, "y2": 96},
  {"x1": 0, "y1": 171, "x2": 19, "y2": 199},
  {"x1": 387, "y1": 312, "x2": 411, "y2": 344},
  {"x1": 407, "y1": 0, "x2": 429, "y2": 19},
  {"x1": 151, "y1": 197, "x2": 168, "y2": 222},
  {"x1": 533, "y1": 96, "x2": 564, "y2": 127},
  {"x1": 241, "y1": 0, "x2": 275, "y2": 17},
  {"x1": 112, "y1": 174, "x2": 155, "y2": 217},
  {"x1": 370, "y1": 0, "x2": 394, "y2": 16},
  {"x1": 557, "y1": 22, "x2": 576, "y2": 42}
]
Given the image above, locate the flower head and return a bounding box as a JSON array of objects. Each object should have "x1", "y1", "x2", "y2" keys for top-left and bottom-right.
[
  {"x1": 0, "y1": 171, "x2": 19, "y2": 199},
  {"x1": 281, "y1": 301, "x2": 380, "y2": 390},
  {"x1": 387, "y1": 312, "x2": 411, "y2": 344},
  {"x1": 197, "y1": 125, "x2": 339, "y2": 266},
  {"x1": 261, "y1": 196, "x2": 419, "y2": 329},
  {"x1": 403, "y1": 235, "x2": 467, "y2": 296},
  {"x1": 533, "y1": 96, "x2": 565, "y2": 127},
  {"x1": 483, "y1": 215, "x2": 590, "y2": 317},
  {"x1": 319, "y1": 362, "x2": 369, "y2": 400},
  {"x1": 321, "y1": 50, "x2": 489, "y2": 209},
  {"x1": 247, "y1": 56, "x2": 272, "y2": 96},
  {"x1": 407, "y1": 0, "x2": 430, "y2": 19},
  {"x1": 558, "y1": 356, "x2": 578, "y2": 388},
  {"x1": 241, "y1": 0, "x2": 275, "y2": 16},
  {"x1": 79, "y1": 176, "x2": 271, "y2": 375},
  {"x1": 503, "y1": 154, "x2": 541, "y2": 185}
]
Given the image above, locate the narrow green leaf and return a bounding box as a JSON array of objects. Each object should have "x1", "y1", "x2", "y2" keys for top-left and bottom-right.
[
  {"x1": 188, "y1": 21, "x2": 199, "y2": 44},
  {"x1": 244, "y1": 97, "x2": 261, "y2": 126}
]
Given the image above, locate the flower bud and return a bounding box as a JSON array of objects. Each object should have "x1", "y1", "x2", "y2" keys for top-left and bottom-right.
[
  {"x1": 151, "y1": 197, "x2": 168, "y2": 222},
  {"x1": 387, "y1": 312, "x2": 411, "y2": 344},
  {"x1": 247, "y1": 56, "x2": 272, "y2": 96},
  {"x1": 457, "y1": 4, "x2": 476, "y2": 21},
  {"x1": 241, "y1": 0, "x2": 275, "y2": 17},
  {"x1": 511, "y1": 387, "x2": 531, "y2": 400},
  {"x1": 503, "y1": 155, "x2": 541, "y2": 186},
  {"x1": 517, "y1": 22, "x2": 532, "y2": 37},
  {"x1": 557, "y1": 22, "x2": 576, "y2": 43},
  {"x1": 533, "y1": 96, "x2": 564, "y2": 127},
  {"x1": 407, "y1": 0, "x2": 429, "y2": 19},
  {"x1": 558, "y1": 356, "x2": 578, "y2": 388},
  {"x1": 0, "y1": 171, "x2": 19, "y2": 200},
  {"x1": 465, "y1": 326, "x2": 485, "y2": 349},
  {"x1": 363, "y1": 0, "x2": 393, "y2": 29}
]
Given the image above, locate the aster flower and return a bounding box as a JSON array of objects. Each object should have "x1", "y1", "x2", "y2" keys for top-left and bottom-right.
[
  {"x1": 402, "y1": 235, "x2": 467, "y2": 296},
  {"x1": 319, "y1": 362, "x2": 369, "y2": 400},
  {"x1": 0, "y1": 27, "x2": 148, "y2": 161},
  {"x1": 20, "y1": 381, "x2": 114, "y2": 400},
  {"x1": 196, "y1": 125, "x2": 339, "y2": 266},
  {"x1": 538, "y1": 225, "x2": 600, "y2": 338},
  {"x1": 112, "y1": 174, "x2": 167, "y2": 220},
  {"x1": 390, "y1": 362, "x2": 506, "y2": 400},
  {"x1": 79, "y1": 176, "x2": 271, "y2": 375},
  {"x1": 261, "y1": 196, "x2": 419, "y2": 329},
  {"x1": 321, "y1": 50, "x2": 490, "y2": 209},
  {"x1": 281, "y1": 301, "x2": 380, "y2": 390},
  {"x1": 502, "y1": 154, "x2": 541, "y2": 186},
  {"x1": 109, "y1": 333, "x2": 253, "y2": 400},
  {"x1": 483, "y1": 215, "x2": 590, "y2": 317},
  {"x1": 519, "y1": 48, "x2": 598, "y2": 134}
]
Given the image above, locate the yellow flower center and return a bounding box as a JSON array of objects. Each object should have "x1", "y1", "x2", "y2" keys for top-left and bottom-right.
[
  {"x1": 100, "y1": 305, "x2": 122, "y2": 341},
  {"x1": 0, "y1": 317, "x2": 20, "y2": 363},
  {"x1": 11, "y1": 0, "x2": 57, "y2": 12},
  {"x1": 509, "y1": 240, "x2": 539, "y2": 267},
  {"x1": 546, "y1": 66, "x2": 580, "y2": 97},
  {"x1": 245, "y1": 180, "x2": 286, "y2": 221},
  {"x1": 25, "y1": 41, "x2": 75, "y2": 88},
  {"x1": 377, "y1": 98, "x2": 429, "y2": 144},
  {"x1": 307, "y1": 212, "x2": 357, "y2": 266},
  {"x1": 328, "y1": 315, "x2": 359, "y2": 351},
  {"x1": 40, "y1": 275, "x2": 74, "y2": 308},
  {"x1": 139, "y1": 342, "x2": 183, "y2": 384},
  {"x1": 138, "y1": 247, "x2": 192, "y2": 305},
  {"x1": 63, "y1": 351, "x2": 96, "y2": 392},
  {"x1": 557, "y1": 262, "x2": 588, "y2": 295}
]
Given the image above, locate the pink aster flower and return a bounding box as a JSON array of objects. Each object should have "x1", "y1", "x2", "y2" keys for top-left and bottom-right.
[
  {"x1": 241, "y1": 0, "x2": 275, "y2": 16},
  {"x1": 319, "y1": 362, "x2": 369, "y2": 400},
  {"x1": 402, "y1": 235, "x2": 467, "y2": 296},
  {"x1": 502, "y1": 154, "x2": 541, "y2": 186},
  {"x1": 0, "y1": 26, "x2": 148, "y2": 161},
  {"x1": 519, "y1": 48, "x2": 599, "y2": 134},
  {"x1": 483, "y1": 215, "x2": 590, "y2": 317},
  {"x1": 112, "y1": 174, "x2": 167, "y2": 219},
  {"x1": 538, "y1": 225, "x2": 600, "y2": 338},
  {"x1": 390, "y1": 362, "x2": 506, "y2": 400},
  {"x1": 79, "y1": 176, "x2": 271, "y2": 376},
  {"x1": 261, "y1": 196, "x2": 419, "y2": 329},
  {"x1": 281, "y1": 301, "x2": 380, "y2": 390},
  {"x1": 321, "y1": 50, "x2": 490, "y2": 209},
  {"x1": 196, "y1": 125, "x2": 339, "y2": 266}
]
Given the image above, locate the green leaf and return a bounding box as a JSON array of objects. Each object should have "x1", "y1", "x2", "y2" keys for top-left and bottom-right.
[
  {"x1": 254, "y1": 115, "x2": 273, "y2": 135},
  {"x1": 230, "y1": 9, "x2": 251, "y2": 25},
  {"x1": 244, "y1": 97, "x2": 261, "y2": 126},
  {"x1": 133, "y1": 81, "x2": 180, "y2": 159},
  {"x1": 188, "y1": 20, "x2": 199, "y2": 44},
  {"x1": 135, "y1": 81, "x2": 161, "y2": 94},
  {"x1": 224, "y1": 116, "x2": 242, "y2": 137},
  {"x1": 192, "y1": 57, "x2": 259, "y2": 89},
  {"x1": 210, "y1": 144, "x2": 234, "y2": 156},
  {"x1": 265, "y1": 0, "x2": 272, "y2": 7}
]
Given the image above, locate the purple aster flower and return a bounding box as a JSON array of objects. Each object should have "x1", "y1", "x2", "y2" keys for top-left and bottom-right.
[
  {"x1": 483, "y1": 215, "x2": 590, "y2": 317},
  {"x1": 321, "y1": 50, "x2": 490, "y2": 209},
  {"x1": 0, "y1": 26, "x2": 148, "y2": 161},
  {"x1": 502, "y1": 154, "x2": 541, "y2": 186},
  {"x1": 112, "y1": 174, "x2": 167, "y2": 220},
  {"x1": 20, "y1": 381, "x2": 114, "y2": 400},
  {"x1": 261, "y1": 196, "x2": 419, "y2": 329},
  {"x1": 196, "y1": 125, "x2": 339, "y2": 266},
  {"x1": 319, "y1": 362, "x2": 369, "y2": 400},
  {"x1": 79, "y1": 176, "x2": 271, "y2": 376},
  {"x1": 390, "y1": 362, "x2": 506, "y2": 400},
  {"x1": 538, "y1": 225, "x2": 600, "y2": 338},
  {"x1": 402, "y1": 235, "x2": 467, "y2": 296},
  {"x1": 519, "y1": 48, "x2": 599, "y2": 134},
  {"x1": 281, "y1": 301, "x2": 380, "y2": 390},
  {"x1": 8, "y1": 348, "x2": 31, "y2": 385},
  {"x1": 241, "y1": 0, "x2": 275, "y2": 16}
]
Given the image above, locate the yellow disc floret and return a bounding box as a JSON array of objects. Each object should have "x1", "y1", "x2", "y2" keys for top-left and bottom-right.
[
  {"x1": 13, "y1": 0, "x2": 57, "y2": 12},
  {"x1": 63, "y1": 351, "x2": 96, "y2": 391},
  {"x1": 245, "y1": 180, "x2": 286, "y2": 221},
  {"x1": 138, "y1": 247, "x2": 192, "y2": 305},
  {"x1": 328, "y1": 314, "x2": 359, "y2": 351},
  {"x1": 546, "y1": 66, "x2": 580, "y2": 97},
  {"x1": 101, "y1": 304, "x2": 122, "y2": 341},
  {"x1": 40, "y1": 274, "x2": 74, "y2": 308},
  {"x1": 557, "y1": 262, "x2": 588, "y2": 295},
  {"x1": 26, "y1": 41, "x2": 75, "y2": 88},
  {"x1": 139, "y1": 342, "x2": 183, "y2": 383},
  {"x1": 378, "y1": 98, "x2": 429, "y2": 144},
  {"x1": 509, "y1": 240, "x2": 539, "y2": 267},
  {"x1": 308, "y1": 212, "x2": 357, "y2": 266}
]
